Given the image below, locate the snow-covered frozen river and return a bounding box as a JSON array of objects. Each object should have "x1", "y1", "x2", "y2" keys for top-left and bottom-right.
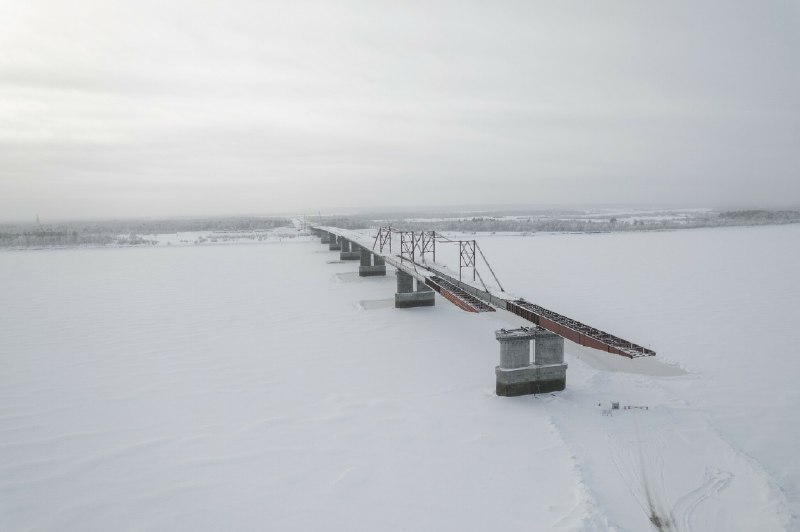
[{"x1": 1, "y1": 224, "x2": 798, "y2": 530}]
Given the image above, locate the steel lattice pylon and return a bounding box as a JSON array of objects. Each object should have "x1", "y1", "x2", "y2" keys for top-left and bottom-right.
[
  {"x1": 459, "y1": 240, "x2": 476, "y2": 281},
  {"x1": 415, "y1": 231, "x2": 436, "y2": 263},
  {"x1": 372, "y1": 226, "x2": 502, "y2": 290},
  {"x1": 399, "y1": 231, "x2": 415, "y2": 263},
  {"x1": 373, "y1": 226, "x2": 392, "y2": 254}
]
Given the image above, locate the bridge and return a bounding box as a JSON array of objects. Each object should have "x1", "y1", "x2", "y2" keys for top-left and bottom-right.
[{"x1": 312, "y1": 225, "x2": 655, "y2": 396}]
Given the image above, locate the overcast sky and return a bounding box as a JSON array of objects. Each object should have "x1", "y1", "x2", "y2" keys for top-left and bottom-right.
[{"x1": 0, "y1": 0, "x2": 798, "y2": 221}]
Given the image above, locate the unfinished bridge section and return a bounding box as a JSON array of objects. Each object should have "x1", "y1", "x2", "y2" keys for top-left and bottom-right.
[{"x1": 311, "y1": 225, "x2": 656, "y2": 396}]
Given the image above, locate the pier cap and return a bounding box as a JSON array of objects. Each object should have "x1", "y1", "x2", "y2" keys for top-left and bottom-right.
[{"x1": 495, "y1": 326, "x2": 545, "y2": 341}]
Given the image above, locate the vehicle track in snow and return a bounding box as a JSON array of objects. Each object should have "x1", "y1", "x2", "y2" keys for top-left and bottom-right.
[
  {"x1": 609, "y1": 412, "x2": 732, "y2": 531},
  {"x1": 609, "y1": 418, "x2": 675, "y2": 530},
  {"x1": 672, "y1": 466, "x2": 732, "y2": 532}
]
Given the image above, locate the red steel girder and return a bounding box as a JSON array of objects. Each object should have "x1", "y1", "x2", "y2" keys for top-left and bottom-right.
[
  {"x1": 426, "y1": 276, "x2": 496, "y2": 313},
  {"x1": 506, "y1": 300, "x2": 655, "y2": 358}
]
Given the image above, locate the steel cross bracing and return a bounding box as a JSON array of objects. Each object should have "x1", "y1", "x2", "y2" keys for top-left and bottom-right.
[
  {"x1": 459, "y1": 240, "x2": 476, "y2": 281},
  {"x1": 415, "y1": 231, "x2": 436, "y2": 263},
  {"x1": 376, "y1": 229, "x2": 437, "y2": 267},
  {"x1": 434, "y1": 237, "x2": 503, "y2": 291},
  {"x1": 398, "y1": 231, "x2": 415, "y2": 264},
  {"x1": 373, "y1": 226, "x2": 392, "y2": 254}
]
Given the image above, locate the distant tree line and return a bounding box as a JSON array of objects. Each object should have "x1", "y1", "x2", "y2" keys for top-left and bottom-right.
[
  {"x1": 0, "y1": 230, "x2": 160, "y2": 248},
  {"x1": 0, "y1": 216, "x2": 292, "y2": 248},
  {"x1": 54, "y1": 216, "x2": 293, "y2": 234},
  {"x1": 386, "y1": 211, "x2": 800, "y2": 233},
  {"x1": 4, "y1": 210, "x2": 797, "y2": 249},
  {"x1": 718, "y1": 210, "x2": 800, "y2": 222},
  {"x1": 314, "y1": 209, "x2": 800, "y2": 234}
]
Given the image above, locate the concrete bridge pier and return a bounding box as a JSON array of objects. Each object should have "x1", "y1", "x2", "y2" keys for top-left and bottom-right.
[
  {"x1": 359, "y1": 247, "x2": 387, "y2": 276},
  {"x1": 340, "y1": 239, "x2": 360, "y2": 260},
  {"x1": 320, "y1": 231, "x2": 330, "y2": 244},
  {"x1": 395, "y1": 270, "x2": 435, "y2": 308},
  {"x1": 328, "y1": 234, "x2": 341, "y2": 251},
  {"x1": 495, "y1": 328, "x2": 567, "y2": 396}
]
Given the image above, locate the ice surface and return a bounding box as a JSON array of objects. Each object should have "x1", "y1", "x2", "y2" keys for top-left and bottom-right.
[
  {"x1": 0, "y1": 242, "x2": 588, "y2": 531},
  {"x1": 1, "y1": 225, "x2": 797, "y2": 530}
]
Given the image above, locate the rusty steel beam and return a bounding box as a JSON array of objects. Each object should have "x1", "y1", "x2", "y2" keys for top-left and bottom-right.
[
  {"x1": 505, "y1": 300, "x2": 655, "y2": 358},
  {"x1": 426, "y1": 276, "x2": 496, "y2": 313}
]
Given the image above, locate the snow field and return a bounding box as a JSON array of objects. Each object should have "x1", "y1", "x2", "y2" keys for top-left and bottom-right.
[
  {"x1": 2, "y1": 224, "x2": 797, "y2": 530},
  {"x1": 1, "y1": 241, "x2": 587, "y2": 531},
  {"x1": 478, "y1": 225, "x2": 799, "y2": 530}
]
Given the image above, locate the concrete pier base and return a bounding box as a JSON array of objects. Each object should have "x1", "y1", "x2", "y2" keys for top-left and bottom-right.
[
  {"x1": 359, "y1": 247, "x2": 386, "y2": 276},
  {"x1": 328, "y1": 235, "x2": 341, "y2": 251},
  {"x1": 339, "y1": 239, "x2": 360, "y2": 260},
  {"x1": 495, "y1": 365, "x2": 567, "y2": 396},
  {"x1": 495, "y1": 328, "x2": 567, "y2": 396},
  {"x1": 359, "y1": 265, "x2": 387, "y2": 276},
  {"x1": 395, "y1": 291, "x2": 435, "y2": 308},
  {"x1": 395, "y1": 270, "x2": 435, "y2": 308},
  {"x1": 320, "y1": 232, "x2": 330, "y2": 244}
]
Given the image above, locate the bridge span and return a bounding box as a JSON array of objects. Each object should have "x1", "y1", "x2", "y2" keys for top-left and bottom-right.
[{"x1": 312, "y1": 226, "x2": 655, "y2": 396}]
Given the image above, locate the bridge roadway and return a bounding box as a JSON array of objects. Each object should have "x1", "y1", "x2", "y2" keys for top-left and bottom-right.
[{"x1": 313, "y1": 226, "x2": 655, "y2": 359}]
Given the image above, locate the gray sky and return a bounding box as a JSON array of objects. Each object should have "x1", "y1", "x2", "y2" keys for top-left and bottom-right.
[{"x1": 1, "y1": 0, "x2": 798, "y2": 221}]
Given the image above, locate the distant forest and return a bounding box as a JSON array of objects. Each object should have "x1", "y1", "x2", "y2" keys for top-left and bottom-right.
[
  {"x1": 322, "y1": 209, "x2": 800, "y2": 233},
  {"x1": 0, "y1": 217, "x2": 292, "y2": 248},
  {"x1": 2, "y1": 210, "x2": 798, "y2": 249}
]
